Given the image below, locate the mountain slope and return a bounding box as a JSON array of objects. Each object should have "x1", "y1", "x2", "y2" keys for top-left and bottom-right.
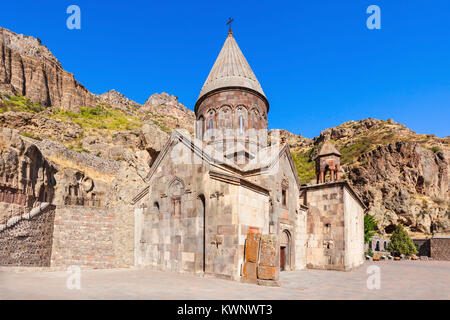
[{"x1": 285, "y1": 118, "x2": 449, "y2": 238}]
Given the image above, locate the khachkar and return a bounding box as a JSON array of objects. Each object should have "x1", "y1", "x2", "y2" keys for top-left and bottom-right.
[{"x1": 241, "y1": 231, "x2": 280, "y2": 286}]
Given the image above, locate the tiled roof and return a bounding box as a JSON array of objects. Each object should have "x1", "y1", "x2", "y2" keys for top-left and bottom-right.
[{"x1": 198, "y1": 31, "x2": 265, "y2": 100}]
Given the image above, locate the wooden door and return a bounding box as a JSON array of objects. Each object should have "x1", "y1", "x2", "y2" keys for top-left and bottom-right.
[{"x1": 280, "y1": 246, "x2": 286, "y2": 271}]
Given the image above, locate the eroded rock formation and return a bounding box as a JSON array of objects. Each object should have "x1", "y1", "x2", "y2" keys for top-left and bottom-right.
[
  {"x1": 0, "y1": 128, "x2": 56, "y2": 224},
  {"x1": 0, "y1": 27, "x2": 96, "y2": 111},
  {"x1": 348, "y1": 142, "x2": 449, "y2": 236}
]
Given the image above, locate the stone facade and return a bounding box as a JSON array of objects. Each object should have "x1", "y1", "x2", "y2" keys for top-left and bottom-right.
[
  {"x1": 132, "y1": 127, "x2": 308, "y2": 280},
  {"x1": 302, "y1": 181, "x2": 365, "y2": 271},
  {"x1": 195, "y1": 88, "x2": 268, "y2": 145}
]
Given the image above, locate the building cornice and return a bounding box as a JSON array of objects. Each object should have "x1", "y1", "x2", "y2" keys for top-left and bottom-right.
[{"x1": 300, "y1": 180, "x2": 367, "y2": 210}]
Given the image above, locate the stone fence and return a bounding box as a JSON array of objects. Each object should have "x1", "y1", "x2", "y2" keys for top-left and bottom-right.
[{"x1": 0, "y1": 203, "x2": 56, "y2": 267}]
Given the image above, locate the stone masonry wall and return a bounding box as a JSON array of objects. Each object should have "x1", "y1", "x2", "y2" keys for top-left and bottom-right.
[
  {"x1": 196, "y1": 88, "x2": 268, "y2": 136},
  {"x1": 343, "y1": 187, "x2": 365, "y2": 269},
  {"x1": 51, "y1": 206, "x2": 116, "y2": 268},
  {"x1": 305, "y1": 184, "x2": 346, "y2": 270},
  {"x1": 0, "y1": 206, "x2": 56, "y2": 266},
  {"x1": 430, "y1": 238, "x2": 450, "y2": 260}
]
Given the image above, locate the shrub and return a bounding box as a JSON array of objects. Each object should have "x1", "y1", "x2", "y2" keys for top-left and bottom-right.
[
  {"x1": 387, "y1": 225, "x2": 418, "y2": 257},
  {"x1": 364, "y1": 214, "x2": 377, "y2": 244},
  {"x1": 430, "y1": 146, "x2": 440, "y2": 153}
]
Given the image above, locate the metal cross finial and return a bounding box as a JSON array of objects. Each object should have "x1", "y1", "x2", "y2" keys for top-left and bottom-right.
[{"x1": 226, "y1": 17, "x2": 234, "y2": 34}]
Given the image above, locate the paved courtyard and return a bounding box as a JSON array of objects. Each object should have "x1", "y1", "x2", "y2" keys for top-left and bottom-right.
[{"x1": 0, "y1": 260, "x2": 449, "y2": 300}]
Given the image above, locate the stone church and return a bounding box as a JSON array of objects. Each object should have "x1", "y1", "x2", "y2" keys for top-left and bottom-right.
[{"x1": 132, "y1": 29, "x2": 366, "y2": 282}]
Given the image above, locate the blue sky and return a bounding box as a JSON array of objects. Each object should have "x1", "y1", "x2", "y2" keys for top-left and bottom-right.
[{"x1": 1, "y1": 0, "x2": 449, "y2": 138}]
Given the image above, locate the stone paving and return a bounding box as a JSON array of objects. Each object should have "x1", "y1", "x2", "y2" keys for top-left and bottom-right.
[{"x1": 0, "y1": 260, "x2": 449, "y2": 300}]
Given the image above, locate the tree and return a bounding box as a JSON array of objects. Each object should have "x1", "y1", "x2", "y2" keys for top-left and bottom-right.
[
  {"x1": 364, "y1": 214, "x2": 377, "y2": 244},
  {"x1": 387, "y1": 225, "x2": 418, "y2": 257}
]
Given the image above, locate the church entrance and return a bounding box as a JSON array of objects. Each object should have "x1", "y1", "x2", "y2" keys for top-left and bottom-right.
[
  {"x1": 280, "y1": 247, "x2": 286, "y2": 271},
  {"x1": 280, "y1": 230, "x2": 291, "y2": 271}
]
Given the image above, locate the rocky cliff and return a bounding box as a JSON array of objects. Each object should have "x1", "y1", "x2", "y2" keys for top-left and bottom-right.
[
  {"x1": 0, "y1": 28, "x2": 96, "y2": 111},
  {"x1": 286, "y1": 118, "x2": 449, "y2": 238}
]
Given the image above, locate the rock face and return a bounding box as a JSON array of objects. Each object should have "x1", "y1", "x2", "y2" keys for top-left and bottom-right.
[
  {"x1": 288, "y1": 118, "x2": 449, "y2": 238},
  {"x1": 97, "y1": 89, "x2": 140, "y2": 111},
  {"x1": 0, "y1": 27, "x2": 95, "y2": 111},
  {"x1": 0, "y1": 111, "x2": 83, "y2": 142},
  {"x1": 348, "y1": 142, "x2": 449, "y2": 237},
  {"x1": 0, "y1": 128, "x2": 57, "y2": 224},
  {"x1": 142, "y1": 92, "x2": 195, "y2": 135},
  {"x1": 144, "y1": 92, "x2": 193, "y2": 114}
]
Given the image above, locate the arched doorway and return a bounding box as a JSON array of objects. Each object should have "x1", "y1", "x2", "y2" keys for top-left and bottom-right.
[
  {"x1": 196, "y1": 194, "x2": 206, "y2": 273},
  {"x1": 280, "y1": 230, "x2": 291, "y2": 271}
]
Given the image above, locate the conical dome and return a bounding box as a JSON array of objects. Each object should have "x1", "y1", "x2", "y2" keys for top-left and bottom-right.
[{"x1": 198, "y1": 31, "x2": 266, "y2": 101}]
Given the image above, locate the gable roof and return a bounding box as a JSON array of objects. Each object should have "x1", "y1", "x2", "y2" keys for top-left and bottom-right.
[
  {"x1": 317, "y1": 141, "x2": 341, "y2": 158},
  {"x1": 147, "y1": 130, "x2": 300, "y2": 181},
  {"x1": 132, "y1": 130, "x2": 302, "y2": 203}
]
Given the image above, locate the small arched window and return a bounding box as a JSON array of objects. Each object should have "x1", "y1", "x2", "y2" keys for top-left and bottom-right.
[
  {"x1": 197, "y1": 116, "x2": 204, "y2": 140},
  {"x1": 209, "y1": 119, "x2": 213, "y2": 138},
  {"x1": 239, "y1": 115, "x2": 244, "y2": 134}
]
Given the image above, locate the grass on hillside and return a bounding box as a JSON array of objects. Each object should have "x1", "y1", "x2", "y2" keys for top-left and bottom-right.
[
  {"x1": 150, "y1": 115, "x2": 171, "y2": 133},
  {"x1": 340, "y1": 137, "x2": 373, "y2": 165},
  {"x1": 51, "y1": 105, "x2": 142, "y2": 131},
  {"x1": 19, "y1": 131, "x2": 42, "y2": 141},
  {"x1": 0, "y1": 94, "x2": 45, "y2": 113},
  {"x1": 291, "y1": 150, "x2": 316, "y2": 184}
]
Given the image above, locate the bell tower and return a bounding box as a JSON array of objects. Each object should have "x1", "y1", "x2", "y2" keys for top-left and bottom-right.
[{"x1": 315, "y1": 141, "x2": 342, "y2": 184}]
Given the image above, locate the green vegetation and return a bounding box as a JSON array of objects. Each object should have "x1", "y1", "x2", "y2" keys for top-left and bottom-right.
[
  {"x1": 340, "y1": 137, "x2": 373, "y2": 165},
  {"x1": 151, "y1": 117, "x2": 171, "y2": 133},
  {"x1": 51, "y1": 105, "x2": 142, "y2": 131},
  {"x1": 364, "y1": 214, "x2": 378, "y2": 244},
  {"x1": 430, "y1": 146, "x2": 440, "y2": 153},
  {"x1": 67, "y1": 142, "x2": 90, "y2": 154},
  {"x1": 19, "y1": 131, "x2": 42, "y2": 141},
  {"x1": 387, "y1": 225, "x2": 418, "y2": 257},
  {"x1": 291, "y1": 150, "x2": 316, "y2": 184},
  {"x1": 0, "y1": 94, "x2": 45, "y2": 113}
]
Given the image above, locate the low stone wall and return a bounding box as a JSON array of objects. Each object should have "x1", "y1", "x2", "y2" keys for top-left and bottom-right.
[
  {"x1": 51, "y1": 206, "x2": 116, "y2": 268},
  {"x1": 430, "y1": 238, "x2": 450, "y2": 260},
  {"x1": 0, "y1": 206, "x2": 56, "y2": 266}
]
